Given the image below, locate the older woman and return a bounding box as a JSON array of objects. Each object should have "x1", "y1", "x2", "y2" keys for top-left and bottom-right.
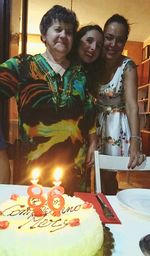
[{"x1": 0, "y1": 5, "x2": 97, "y2": 194}]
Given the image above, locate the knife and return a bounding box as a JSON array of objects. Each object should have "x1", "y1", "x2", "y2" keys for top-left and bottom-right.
[{"x1": 96, "y1": 194, "x2": 114, "y2": 218}]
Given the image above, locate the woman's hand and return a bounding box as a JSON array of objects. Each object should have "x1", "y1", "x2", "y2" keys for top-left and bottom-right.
[{"x1": 128, "y1": 138, "x2": 146, "y2": 169}]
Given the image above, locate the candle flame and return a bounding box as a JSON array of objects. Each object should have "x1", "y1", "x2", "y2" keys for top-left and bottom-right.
[
  {"x1": 31, "y1": 168, "x2": 40, "y2": 184},
  {"x1": 54, "y1": 167, "x2": 62, "y2": 181}
]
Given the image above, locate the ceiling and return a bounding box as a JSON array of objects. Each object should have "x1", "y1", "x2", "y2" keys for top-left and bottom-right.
[{"x1": 27, "y1": 0, "x2": 150, "y2": 42}]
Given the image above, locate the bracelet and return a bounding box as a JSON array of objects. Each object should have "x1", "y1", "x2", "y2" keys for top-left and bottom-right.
[{"x1": 130, "y1": 136, "x2": 142, "y2": 142}]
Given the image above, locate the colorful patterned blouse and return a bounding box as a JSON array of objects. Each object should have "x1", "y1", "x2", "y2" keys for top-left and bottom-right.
[{"x1": 0, "y1": 54, "x2": 96, "y2": 188}]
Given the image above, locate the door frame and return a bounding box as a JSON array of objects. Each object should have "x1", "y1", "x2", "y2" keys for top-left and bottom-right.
[{"x1": 0, "y1": 0, "x2": 11, "y2": 139}]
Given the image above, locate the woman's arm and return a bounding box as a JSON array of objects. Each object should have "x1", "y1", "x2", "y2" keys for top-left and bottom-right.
[
  {"x1": 0, "y1": 149, "x2": 11, "y2": 183},
  {"x1": 124, "y1": 61, "x2": 145, "y2": 169},
  {"x1": 0, "y1": 129, "x2": 11, "y2": 183},
  {"x1": 86, "y1": 132, "x2": 97, "y2": 168},
  {"x1": 0, "y1": 56, "x2": 20, "y2": 98}
]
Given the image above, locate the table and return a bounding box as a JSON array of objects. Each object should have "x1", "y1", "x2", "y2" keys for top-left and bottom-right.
[
  {"x1": 0, "y1": 184, "x2": 149, "y2": 256},
  {"x1": 107, "y1": 196, "x2": 150, "y2": 256}
]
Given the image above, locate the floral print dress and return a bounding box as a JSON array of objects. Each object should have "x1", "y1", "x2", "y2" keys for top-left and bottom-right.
[
  {"x1": 0, "y1": 54, "x2": 96, "y2": 190},
  {"x1": 96, "y1": 58, "x2": 133, "y2": 156}
]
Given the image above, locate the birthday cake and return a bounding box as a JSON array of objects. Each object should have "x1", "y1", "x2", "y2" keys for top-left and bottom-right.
[{"x1": 0, "y1": 193, "x2": 104, "y2": 256}]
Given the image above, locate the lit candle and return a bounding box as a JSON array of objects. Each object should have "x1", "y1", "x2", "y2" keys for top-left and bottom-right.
[
  {"x1": 27, "y1": 168, "x2": 46, "y2": 215},
  {"x1": 47, "y1": 167, "x2": 65, "y2": 216},
  {"x1": 53, "y1": 167, "x2": 62, "y2": 187}
]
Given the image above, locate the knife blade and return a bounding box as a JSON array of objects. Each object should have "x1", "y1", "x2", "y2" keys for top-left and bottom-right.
[{"x1": 96, "y1": 194, "x2": 114, "y2": 218}]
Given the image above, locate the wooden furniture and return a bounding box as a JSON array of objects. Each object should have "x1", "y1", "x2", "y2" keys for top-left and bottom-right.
[
  {"x1": 137, "y1": 54, "x2": 150, "y2": 156},
  {"x1": 94, "y1": 152, "x2": 150, "y2": 193}
]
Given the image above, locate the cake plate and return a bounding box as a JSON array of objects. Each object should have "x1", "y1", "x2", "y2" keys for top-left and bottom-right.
[{"x1": 96, "y1": 225, "x2": 114, "y2": 256}]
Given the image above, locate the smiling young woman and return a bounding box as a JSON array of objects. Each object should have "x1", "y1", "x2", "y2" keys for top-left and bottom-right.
[{"x1": 96, "y1": 14, "x2": 145, "y2": 194}]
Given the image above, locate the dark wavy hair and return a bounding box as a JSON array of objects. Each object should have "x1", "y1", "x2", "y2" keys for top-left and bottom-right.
[
  {"x1": 40, "y1": 5, "x2": 79, "y2": 37},
  {"x1": 72, "y1": 24, "x2": 103, "y2": 63},
  {"x1": 71, "y1": 25, "x2": 103, "y2": 96},
  {"x1": 76, "y1": 25, "x2": 103, "y2": 44},
  {"x1": 104, "y1": 14, "x2": 130, "y2": 40}
]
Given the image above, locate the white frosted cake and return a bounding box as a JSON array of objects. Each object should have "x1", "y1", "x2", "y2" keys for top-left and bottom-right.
[{"x1": 0, "y1": 193, "x2": 104, "y2": 256}]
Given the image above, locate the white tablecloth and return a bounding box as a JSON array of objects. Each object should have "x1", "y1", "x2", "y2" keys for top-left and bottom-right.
[
  {"x1": 107, "y1": 196, "x2": 150, "y2": 256},
  {"x1": 0, "y1": 185, "x2": 149, "y2": 256}
]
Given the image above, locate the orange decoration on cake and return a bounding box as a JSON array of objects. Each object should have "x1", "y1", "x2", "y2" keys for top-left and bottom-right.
[{"x1": 0, "y1": 220, "x2": 9, "y2": 229}]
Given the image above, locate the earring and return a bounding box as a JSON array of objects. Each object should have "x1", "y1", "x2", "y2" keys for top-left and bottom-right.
[{"x1": 41, "y1": 35, "x2": 46, "y2": 43}]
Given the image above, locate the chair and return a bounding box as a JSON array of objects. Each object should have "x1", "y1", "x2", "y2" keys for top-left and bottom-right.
[{"x1": 94, "y1": 151, "x2": 150, "y2": 193}]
